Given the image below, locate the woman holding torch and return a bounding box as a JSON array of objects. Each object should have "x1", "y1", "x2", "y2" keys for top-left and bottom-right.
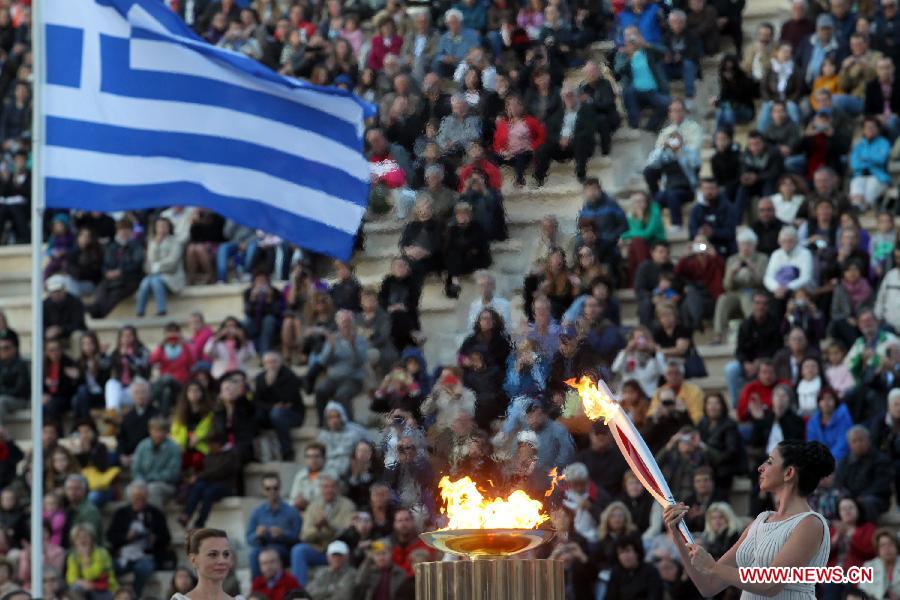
[{"x1": 664, "y1": 440, "x2": 835, "y2": 599}]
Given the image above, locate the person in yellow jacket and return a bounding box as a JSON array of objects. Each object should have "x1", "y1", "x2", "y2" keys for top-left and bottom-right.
[
  {"x1": 171, "y1": 380, "x2": 215, "y2": 473},
  {"x1": 66, "y1": 524, "x2": 118, "y2": 599}
]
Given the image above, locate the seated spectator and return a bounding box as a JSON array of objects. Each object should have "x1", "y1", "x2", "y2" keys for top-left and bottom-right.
[
  {"x1": 835, "y1": 32, "x2": 879, "y2": 116},
  {"x1": 746, "y1": 385, "x2": 804, "y2": 510},
  {"x1": 829, "y1": 261, "x2": 874, "y2": 348},
  {"x1": 379, "y1": 258, "x2": 422, "y2": 351},
  {"x1": 768, "y1": 175, "x2": 806, "y2": 228},
  {"x1": 216, "y1": 219, "x2": 256, "y2": 283},
  {"x1": 48, "y1": 447, "x2": 80, "y2": 495},
  {"x1": 655, "y1": 426, "x2": 710, "y2": 499},
  {"x1": 320, "y1": 402, "x2": 370, "y2": 478},
  {"x1": 617, "y1": 0, "x2": 663, "y2": 44},
  {"x1": 187, "y1": 311, "x2": 214, "y2": 362},
  {"x1": 0, "y1": 430, "x2": 21, "y2": 492},
  {"x1": 115, "y1": 378, "x2": 157, "y2": 465},
  {"x1": 868, "y1": 211, "x2": 895, "y2": 280},
  {"x1": 437, "y1": 94, "x2": 482, "y2": 158},
  {"x1": 685, "y1": 0, "x2": 719, "y2": 55},
  {"x1": 0, "y1": 332, "x2": 29, "y2": 421},
  {"x1": 148, "y1": 323, "x2": 195, "y2": 413},
  {"x1": 458, "y1": 170, "x2": 506, "y2": 243},
  {"x1": 649, "y1": 131, "x2": 697, "y2": 231},
  {"x1": 827, "y1": 497, "x2": 876, "y2": 587},
  {"x1": 649, "y1": 360, "x2": 704, "y2": 424},
  {"x1": 757, "y1": 43, "x2": 803, "y2": 131},
  {"x1": 66, "y1": 524, "x2": 119, "y2": 598},
  {"x1": 762, "y1": 101, "x2": 802, "y2": 166},
  {"x1": 772, "y1": 327, "x2": 818, "y2": 383},
  {"x1": 106, "y1": 481, "x2": 172, "y2": 597},
  {"x1": 74, "y1": 418, "x2": 115, "y2": 506},
  {"x1": 432, "y1": 9, "x2": 481, "y2": 77},
  {"x1": 595, "y1": 501, "x2": 642, "y2": 575},
  {"x1": 700, "y1": 502, "x2": 741, "y2": 559},
  {"x1": 66, "y1": 227, "x2": 104, "y2": 297},
  {"x1": 306, "y1": 540, "x2": 356, "y2": 600},
  {"x1": 443, "y1": 202, "x2": 492, "y2": 298},
  {"x1": 184, "y1": 208, "x2": 225, "y2": 285},
  {"x1": 290, "y1": 442, "x2": 327, "y2": 514},
  {"x1": 87, "y1": 218, "x2": 144, "y2": 319},
  {"x1": 492, "y1": 95, "x2": 545, "y2": 186},
  {"x1": 251, "y1": 548, "x2": 301, "y2": 600},
  {"x1": 643, "y1": 385, "x2": 696, "y2": 455},
  {"x1": 763, "y1": 226, "x2": 814, "y2": 305},
  {"x1": 246, "y1": 473, "x2": 301, "y2": 580},
  {"x1": 710, "y1": 129, "x2": 742, "y2": 200},
  {"x1": 848, "y1": 116, "x2": 891, "y2": 210},
  {"x1": 611, "y1": 326, "x2": 665, "y2": 397},
  {"x1": 737, "y1": 359, "x2": 784, "y2": 422},
  {"x1": 712, "y1": 229, "x2": 768, "y2": 344},
  {"x1": 368, "y1": 17, "x2": 403, "y2": 71},
  {"x1": 177, "y1": 432, "x2": 239, "y2": 529},
  {"x1": 682, "y1": 466, "x2": 726, "y2": 532},
  {"x1": 204, "y1": 317, "x2": 257, "y2": 380},
  {"x1": 534, "y1": 85, "x2": 597, "y2": 185},
  {"x1": 0, "y1": 488, "x2": 25, "y2": 548},
  {"x1": 62, "y1": 474, "x2": 103, "y2": 544},
  {"x1": 617, "y1": 470, "x2": 657, "y2": 541},
  {"x1": 213, "y1": 371, "x2": 257, "y2": 465},
  {"x1": 171, "y1": 380, "x2": 214, "y2": 477},
  {"x1": 400, "y1": 199, "x2": 444, "y2": 282},
  {"x1": 104, "y1": 325, "x2": 151, "y2": 417},
  {"x1": 312, "y1": 310, "x2": 368, "y2": 425},
  {"x1": 73, "y1": 332, "x2": 109, "y2": 421},
  {"x1": 131, "y1": 417, "x2": 181, "y2": 509},
  {"x1": 366, "y1": 127, "x2": 413, "y2": 217},
  {"x1": 243, "y1": 272, "x2": 282, "y2": 356},
  {"x1": 343, "y1": 441, "x2": 385, "y2": 509},
  {"x1": 662, "y1": 10, "x2": 701, "y2": 103},
  {"x1": 290, "y1": 475, "x2": 356, "y2": 586},
  {"x1": 382, "y1": 431, "x2": 437, "y2": 513},
  {"x1": 845, "y1": 309, "x2": 899, "y2": 385},
  {"x1": 795, "y1": 357, "x2": 824, "y2": 417},
  {"x1": 675, "y1": 235, "x2": 725, "y2": 333},
  {"x1": 355, "y1": 539, "x2": 411, "y2": 600},
  {"x1": 736, "y1": 131, "x2": 784, "y2": 218},
  {"x1": 825, "y1": 341, "x2": 854, "y2": 398},
  {"x1": 18, "y1": 521, "x2": 65, "y2": 592},
  {"x1": 714, "y1": 55, "x2": 759, "y2": 130},
  {"x1": 634, "y1": 241, "x2": 675, "y2": 327},
  {"x1": 357, "y1": 287, "x2": 397, "y2": 378},
  {"x1": 697, "y1": 393, "x2": 743, "y2": 492},
  {"x1": 859, "y1": 529, "x2": 900, "y2": 600},
  {"x1": 792, "y1": 109, "x2": 845, "y2": 180},
  {"x1": 543, "y1": 507, "x2": 599, "y2": 600},
  {"x1": 42, "y1": 337, "x2": 81, "y2": 426},
  {"x1": 835, "y1": 425, "x2": 895, "y2": 518},
  {"x1": 254, "y1": 351, "x2": 303, "y2": 461},
  {"x1": 615, "y1": 26, "x2": 670, "y2": 131},
  {"x1": 620, "y1": 191, "x2": 665, "y2": 282},
  {"x1": 44, "y1": 275, "x2": 86, "y2": 343},
  {"x1": 689, "y1": 179, "x2": 737, "y2": 259},
  {"x1": 136, "y1": 216, "x2": 185, "y2": 317},
  {"x1": 865, "y1": 57, "x2": 900, "y2": 141}
]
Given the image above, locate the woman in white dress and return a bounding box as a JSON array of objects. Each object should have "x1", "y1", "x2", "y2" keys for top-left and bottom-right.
[
  {"x1": 663, "y1": 440, "x2": 835, "y2": 599},
  {"x1": 172, "y1": 529, "x2": 245, "y2": 600}
]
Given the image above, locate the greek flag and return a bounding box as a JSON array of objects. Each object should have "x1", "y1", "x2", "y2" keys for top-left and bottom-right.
[{"x1": 42, "y1": 0, "x2": 373, "y2": 259}]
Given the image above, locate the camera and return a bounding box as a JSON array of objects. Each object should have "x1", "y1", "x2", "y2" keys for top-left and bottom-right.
[
  {"x1": 661, "y1": 397, "x2": 676, "y2": 406},
  {"x1": 692, "y1": 242, "x2": 707, "y2": 253}
]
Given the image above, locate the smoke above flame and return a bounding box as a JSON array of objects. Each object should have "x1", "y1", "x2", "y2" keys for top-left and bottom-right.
[
  {"x1": 564, "y1": 376, "x2": 620, "y2": 424},
  {"x1": 438, "y1": 475, "x2": 550, "y2": 530}
]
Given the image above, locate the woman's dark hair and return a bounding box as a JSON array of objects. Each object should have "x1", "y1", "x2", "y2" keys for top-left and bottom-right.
[
  {"x1": 702, "y1": 392, "x2": 729, "y2": 420},
  {"x1": 185, "y1": 528, "x2": 228, "y2": 555},
  {"x1": 615, "y1": 535, "x2": 645, "y2": 562},
  {"x1": 838, "y1": 496, "x2": 866, "y2": 525},
  {"x1": 471, "y1": 306, "x2": 505, "y2": 337},
  {"x1": 621, "y1": 379, "x2": 648, "y2": 400},
  {"x1": 777, "y1": 440, "x2": 835, "y2": 495},
  {"x1": 174, "y1": 379, "x2": 213, "y2": 426},
  {"x1": 168, "y1": 566, "x2": 198, "y2": 598}
]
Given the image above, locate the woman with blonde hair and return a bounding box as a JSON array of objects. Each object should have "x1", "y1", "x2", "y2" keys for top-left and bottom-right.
[
  {"x1": 701, "y1": 502, "x2": 742, "y2": 560},
  {"x1": 65, "y1": 524, "x2": 118, "y2": 600},
  {"x1": 596, "y1": 501, "x2": 641, "y2": 573},
  {"x1": 172, "y1": 528, "x2": 244, "y2": 600}
]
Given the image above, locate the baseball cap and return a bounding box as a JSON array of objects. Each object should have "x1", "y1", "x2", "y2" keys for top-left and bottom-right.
[
  {"x1": 45, "y1": 275, "x2": 66, "y2": 293},
  {"x1": 327, "y1": 540, "x2": 350, "y2": 556}
]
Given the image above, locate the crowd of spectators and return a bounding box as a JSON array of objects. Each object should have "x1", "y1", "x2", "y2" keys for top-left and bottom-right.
[{"x1": 5, "y1": 0, "x2": 900, "y2": 598}]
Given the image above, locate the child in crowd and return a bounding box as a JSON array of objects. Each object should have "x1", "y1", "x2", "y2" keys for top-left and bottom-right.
[{"x1": 825, "y1": 341, "x2": 854, "y2": 398}]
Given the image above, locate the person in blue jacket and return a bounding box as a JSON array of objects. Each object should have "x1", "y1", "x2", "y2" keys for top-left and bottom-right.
[
  {"x1": 849, "y1": 117, "x2": 892, "y2": 211},
  {"x1": 616, "y1": 0, "x2": 664, "y2": 45},
  {"x1": 806, "y1": 387, "x2": 854, "y2": 462}
]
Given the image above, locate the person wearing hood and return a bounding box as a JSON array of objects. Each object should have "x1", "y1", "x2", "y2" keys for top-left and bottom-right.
[
  {"x1": 319, "y1": 401, "x2": 371, "y2": 478},
  {"x1": 43, "y1": 274, "x2": 86, "y2": 343},
  {"x1": 577, "y1": 178, "x2": 627, "y2": 264},
  {"x1": 688, "y1": 179, "x2": 737, "y2": 257},
  {"x1": 796, "y1": 14, "x2": 841, "y2": 88},
  {"x1": 254, "y1": 351, "x2": 303, "y2": 461},
  {"x1": 806, "y1": 387, "x2": 854, "y2": 462}
]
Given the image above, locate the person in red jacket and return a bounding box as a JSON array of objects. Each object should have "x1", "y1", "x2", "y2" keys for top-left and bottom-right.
[
  {"x1": 367, "y1": 17, "x2": 403, "y2": 71},
  {"x1": 149, "y1": 322, "x2": 196, "y2": 386},
  {"x1": 493, "y1": 95, "x2": 546, "y2": 186},
  {"x1": 828, "y1": 497, "x2": 876, "y2": 573},
  {"x1": 674, "y1": 235, "x2": 726, "y2": 333},
  {"x1": 251, "y1": 548, "x2": 302, "y2": 600},
  {"x1": 458, "y1": 140, "x2": 503, "y2": 192},
  {"x1": 736, "y1": 359, "x2": 790, "y2": 421},
  {"x1": 390, "y1": 508, "x2": 432, "y2": 576}
]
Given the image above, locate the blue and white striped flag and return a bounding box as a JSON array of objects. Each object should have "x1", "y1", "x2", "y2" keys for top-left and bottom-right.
[{"x1": 42, "y1": 0, "x2": 373, "y2": 259}]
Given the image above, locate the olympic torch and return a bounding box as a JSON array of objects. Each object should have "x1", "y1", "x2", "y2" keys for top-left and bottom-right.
[{"x1": 566, "y1": 376, "x2": 694, "y2": 544}]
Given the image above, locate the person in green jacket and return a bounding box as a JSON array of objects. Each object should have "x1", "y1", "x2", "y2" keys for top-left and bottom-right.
[{"x1": 621, "y1": 191, "x2": 666, "y2": 284}]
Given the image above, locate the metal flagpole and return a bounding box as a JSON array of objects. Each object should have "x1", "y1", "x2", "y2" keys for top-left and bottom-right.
[{"x1": 30, "y1": 0, "x2": 46, "y2": 595}]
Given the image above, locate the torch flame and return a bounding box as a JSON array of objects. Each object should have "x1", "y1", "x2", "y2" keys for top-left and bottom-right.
[
  {"x1": 564, "y1": 376, "x2": 620, "y2": 424},
  {"x1": 438, "y1": 475, "x2": 550, "y2": 530},
  {"x1": 544, "y1": 467, "x2": 566, "y2": 498}
]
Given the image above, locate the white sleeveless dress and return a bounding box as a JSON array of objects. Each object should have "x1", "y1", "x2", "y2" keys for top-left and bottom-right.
[{"x1": 735, "y1": 510, "x2": 830, "y2": 600}]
